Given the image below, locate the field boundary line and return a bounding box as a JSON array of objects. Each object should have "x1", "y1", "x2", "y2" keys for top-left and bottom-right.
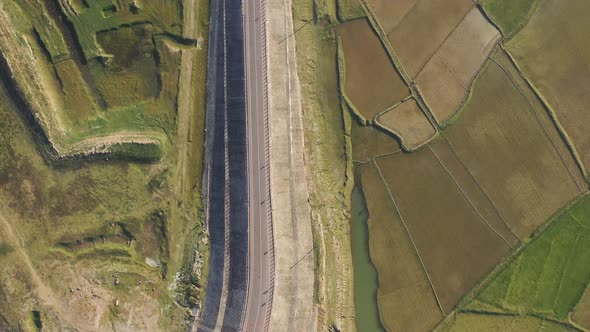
[
  {"x1": 359, "y1": 0, "x2": 412, "y2": 85},
  {"x1": 551, "y1": 233, "x2": 582, "y2": 314},
  {"x1": 371, "y1": 158, "x2": 446, "y2": 316},
  {"x1": 353, "y1": 149, "x2": 402, "y2": 165},
  {"x1": 336, "y1": 37, "x2": 368, "y2": 125},
  {"x1": 448, "y1": 194, "x2": 588, "y2": 320},
  {"x1": 412, "y1": 4, "x2": 475, "y2": 82},
  {"x1": 428, "y1": 145, "x2": 513, "y2": 248},
  {"x1": 441, "y1": 134, "x2": 520, "y2": 241},
  {"x1": 490, "y1": 56, "x2": 584, "y2": 193},
  {"x1": 501, "y1": 44, "x2": 589, "y2": 183}
]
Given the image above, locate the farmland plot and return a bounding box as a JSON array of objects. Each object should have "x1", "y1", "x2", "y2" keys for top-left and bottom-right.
[
  {"x1": 336, "y1": 18, "x2": 409, "y2": 120},
  {"x1": 375, "y1": 98, "x2": 436, "y2": 150},
  {"x1": 507, "y1": 0, "x2": 590, "y2": 178},
  {"x1": 437, "y1": 312, "x2": 577, "y2": 332},
  {"x1": 376, "y1": 145, "x2": 511, "y2": 312},
  {"x1": 358, "y1": 162, "x2": 442, "y2": 332},
  {"x1": 444, "y1": 49, "x2": 582, "y2": 238},
  {"x1": 476, "y1": 195, "x2": 590, "y2": 321},
  {"x1": 351, "y1": 120, "x2": 400, "y2": 162},
  {"x1": 417, "y1": 7, "x2": 501, "y2": 124}
]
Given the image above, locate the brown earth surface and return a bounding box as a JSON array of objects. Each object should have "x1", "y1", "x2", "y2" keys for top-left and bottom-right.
[
  {"x1": 376, "y1": 98, "x2": 436, "y2": 150},
  {"x1": 386, "y1": 0, "x2": 473, "y2": 78},
  {"x1": 376, "y1": 146, "x2": 511, "y2": 311},
  {"x1": 336, "y1": 18, "x2": 409, "y2": 120},
  {"x1": 358, "y1": 162, "x2": 442, "y2": 332}
]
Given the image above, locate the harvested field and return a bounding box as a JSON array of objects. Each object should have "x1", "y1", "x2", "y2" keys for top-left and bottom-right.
[
  {"x1": 437, "y1": 312, "x2": 576, "y2": 331},
  {"x1": 416, "y1": 54, "x2": 467, "y2": 125},
  {"x1": 351, "y1": 120, "x2": 400, "y2": 162},
  {"x1": 476, "y1": 195, "x2": 590, "y2": 321},
  {"x1": 336, "y1": 18, "x2": 409, "y2": 120},
  {"x1": 385, "y1": 0, "x2": 473, "y2": 78},
  {"x1": 358, "y1": 162, "x2": 442, "y2": 332},
  {"x1": 364, "y1": 0, "x2": 417, "y2": 34},
  {"x1": 376, "y1": 145, "x2": 511, "y2": 312},
  {"x1": 573, "y1": 286, "x2": 590, "y2": 329},
  {"x1": 507, "y1": 0, "x2": 590, "y2": 178},
  {"x1": 375, "y1": 98, "x2": 436, "y2": 150},
  {"x1": 444, "y1": 49, "x2": 582, "y2": 238},
  {"x1": 416, "y1": 7, "x2": 500, "y2": 124}
]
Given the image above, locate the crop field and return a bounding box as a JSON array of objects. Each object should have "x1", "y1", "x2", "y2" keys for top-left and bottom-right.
[
  {"x1": 472, "y1": 195, "x2": 590, "y2": 323},
  {"x1": 351, "y1": 119, "x2": 400, "y2": 163},
  {"x1": 358, "y1": 162, "x2": 442, "y2": 332},
  {"x1": 0, "y1": 0, "x2": 210, "y2": 329},
  {"x1": 506, "y1": 0, "x2": 590, "y2": 178},
  {"x1": 443, "y1": 48, "x2": 583, "y2": 238},
  {"x1": 336, "y1": 18, "x2": 409, "y2": 120},
  {"x1": 437, "y1": 312, "x2": 576, "y2": 331},
  {"x1": 375, "y1": 98, "x2": 436, "y2": 150},
  {"x1": 382, "y1": 0, "x2": 473, "y2": 78},
  {"x1": 416, "y1": 7, "x2": 500, "y2": 124},
  {"x1": 376, "y1": 145, "x2": 512, "y2": 311}
]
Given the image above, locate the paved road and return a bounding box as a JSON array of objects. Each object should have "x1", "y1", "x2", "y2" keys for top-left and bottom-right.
[{"x1": 242, "y1": 0, "x2": 274, "y2": 330}]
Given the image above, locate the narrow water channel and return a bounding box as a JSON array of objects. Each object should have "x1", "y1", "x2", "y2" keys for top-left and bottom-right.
[{"x1": 351, "y1": 180, "x2": 385, "y2": 332}]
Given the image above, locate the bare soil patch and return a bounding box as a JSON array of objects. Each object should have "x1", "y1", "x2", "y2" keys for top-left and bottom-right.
[
  {"x1": 386, "y1": 0, "x2": 473, "y2": 78},
  {"x1": 336, "y1": 18, "x2": 409, "y2": 120},
  {"x1": 376, "y1": 98, "x2": 436, "y2": 150}
]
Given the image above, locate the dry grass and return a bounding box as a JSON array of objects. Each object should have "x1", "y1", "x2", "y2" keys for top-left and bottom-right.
[
  {"x1": 444, "y1": 51, "x2": 582, "y2": 238},
  {"x1": 336, "y1": 18, "x2": 409, "y2": 120},
  {"x1": 375, "y1": 98, "x2": 436, "y2": 150},
  {"x1": 507, "y1": 0, "x2": 590, "y2": 178}
]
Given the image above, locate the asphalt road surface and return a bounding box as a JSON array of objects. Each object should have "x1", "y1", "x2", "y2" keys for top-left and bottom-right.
[{"x1": 242, "y1": 0, "x2": 274, "y2": 330}]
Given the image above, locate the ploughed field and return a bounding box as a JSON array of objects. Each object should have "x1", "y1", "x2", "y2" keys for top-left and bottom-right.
[
  {"x1": 0, "y1": 0, "x2": 210, "y2": 330},
  {"x1": 333, "y1": 0, "x2": 590, "y2": 330}
]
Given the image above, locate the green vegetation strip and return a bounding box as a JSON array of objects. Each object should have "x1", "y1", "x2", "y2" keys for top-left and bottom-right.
[
  {"x1": 476, "y1": 194, "x2": 590, "y2": 321},
  {"x1": 479, "y1": 0, "x2": 539, "y2": 38}
]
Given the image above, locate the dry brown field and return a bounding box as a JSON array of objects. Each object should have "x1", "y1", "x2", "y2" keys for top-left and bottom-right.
[
  {"x1": 336, "y1": 18, "x2": 409, "y2": 120},
  {"x1": 572, "y1": 287, "x2": 590, "y2": 329},
  {"x1": 364, "y1": 0, "x2": 417, "y2": 34},
  {"x1": 429, "y1": 139, "x2": 520, "y2": 246},
  {"x1": 507, "y1": 0, "x2": 590, "y2": 176},
  {"x1": 416, "y1": 54, "x2": 467, "y2": 124},
  {"x1": 386, "y1": 0, "x2": 472, "y2": 78},
  {"x1": 375, "y1": 98, "x2": 436, "y2": 150},
  {"x1": 444, "y1": 50, "x2": 582, "y2": 238},
  {"x1": 351, "y1": 120, "x2": 400, "y2": 162},
  {"x1": 358, "y1": 162, "x2": 442, "y2": 331},
  {"x1": 416, "y1": 7, "x2": 500, "y2": 124},
  {"x1": 376, "y1": 146, "x2": 511, "y2": 312}
]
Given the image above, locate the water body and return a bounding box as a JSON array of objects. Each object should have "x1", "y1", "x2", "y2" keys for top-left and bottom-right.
[{"x1": 351, "y1": 182, "x2": 385, "y2": 332}]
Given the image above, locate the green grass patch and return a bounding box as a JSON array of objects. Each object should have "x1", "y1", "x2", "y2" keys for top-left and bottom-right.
[
  {"x1": 480, "y1": 0, "x2": 538, "y2": 37},
  {"x1": 476, "y1": 194, "x2": 590, "y2": 320}
]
